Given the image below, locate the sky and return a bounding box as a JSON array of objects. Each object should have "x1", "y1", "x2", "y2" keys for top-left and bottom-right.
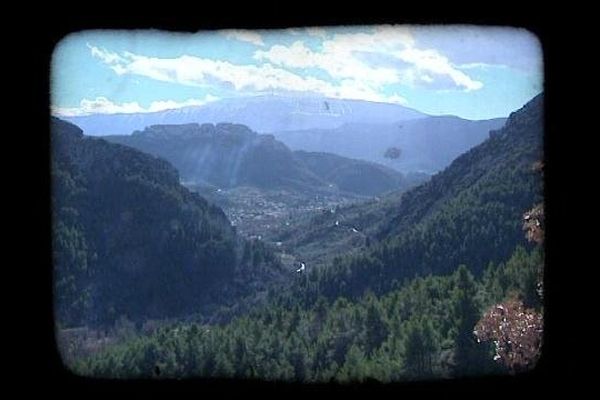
[{"x1": 51, "y1": 25, "x2": 543, "y2": 120}]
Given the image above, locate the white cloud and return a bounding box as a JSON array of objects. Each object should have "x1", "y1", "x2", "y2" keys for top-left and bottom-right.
[
  {"x1": 145, "y1": 95, "x2": 219, "y2": 111},
  {"x1": 394, "y1": 47, "x2": 483, "y2": 91},
  {"x1": 87, "y1": 45, "x2": 406, "y2": 105},
  {"x1": 52, "y1": 95, "x2": 219, "y2": 116},
  {"x1": 87, "y1": 43, "x2": 123, "y2": 64},
  {"x1": 324, "y1": 79, "x2": 408, "y2": 105},
  {"x1": 457, "y1": 62, "x2": 509, "y2": 70},
  {"x1": 81, "y1": 26, "x2": 485, "y2": 117},
  {"x1": 254, "y1": 27, "x2": 410, "y2": 87},
  {"x1": 411, "y1": 26, "x2": 542, "y2": 73},
  {"x1": 254, "y1": 25, "x2": 482, "y2": 92},
  {"x1": 220, "y1": 30, "x2": 265, "y2": 46},
  {"x1": 53, "y1": 97, "x2": 143, "y2": 116}
]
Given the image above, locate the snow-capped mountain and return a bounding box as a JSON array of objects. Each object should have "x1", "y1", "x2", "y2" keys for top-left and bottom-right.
[{"x1": 57, "y1": 94, "x2": 428, "y2": 136}]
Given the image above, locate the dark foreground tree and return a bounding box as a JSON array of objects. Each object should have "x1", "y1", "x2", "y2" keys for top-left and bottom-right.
[
  {"x1": 452, "y1": 265, "x2": 492, "y2": 376},
  {"x1": 403, "y1": 316, "x2": 438, "y2": 378}
]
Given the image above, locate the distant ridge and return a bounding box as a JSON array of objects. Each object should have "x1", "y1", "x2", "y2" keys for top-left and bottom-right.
[
  {"x1": 104, "y1": 122, "x2": 409, "y2": 196},
  {"x1": 273, "y1": 116, "x2": 507, "y2": 174},
  {"x1": 58, "y1": 94, "x2": 428, "y2": 135}
]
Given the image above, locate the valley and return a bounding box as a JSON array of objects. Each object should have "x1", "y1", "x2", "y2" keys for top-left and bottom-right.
[
  {"x1": 185, "y1": 184, "x2": 367, "y2": 240},
  {"x1": 51, "y1": 93, "x2": 545, "y2": 382},
  {"x1": 50, "y1": 27, "x2": 545, "y2": 384},
  {"x1": 182, "y1": 174, "x2": 414, "y2": 272},
  {"x1": 102, "y1": 121, "x2": 428, "y2": 271}
]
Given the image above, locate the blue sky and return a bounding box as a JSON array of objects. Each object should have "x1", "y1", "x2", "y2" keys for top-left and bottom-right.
[{"x1": 51, "y1": 26, "x2": 543, "y2": 120}]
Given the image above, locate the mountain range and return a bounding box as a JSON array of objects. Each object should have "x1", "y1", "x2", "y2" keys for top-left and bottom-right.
[
  {"x1": 104, "y1": 123, "x2": 409, "y2": 197},
  {"x1": 60, "y1": 94, "x2": 427, "y2": 136},
  {"x1": 305, "y1": 93, "x2": 544, "y2": 300},
  {"x1": 267, "y1": 94, "x2": 543, "y2": 293},
  {"x1": 60, "y1": 94, "x2": 507, "y2": 176},
  {"x1": 53, "y1": 93, "x2": 544, "y2": 381},
  {"x1": 273, "y1": 116, "x2": 506, "y2": 174},
  {"x1": 52, "y1": 93, "x2": 543, "y2": 328}
]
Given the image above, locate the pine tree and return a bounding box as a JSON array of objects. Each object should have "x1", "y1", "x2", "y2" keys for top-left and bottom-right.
[
  {"x1": 214, "y1": 349, "x2": 235, "y2": 377},
  {"x1": 338, "y1": 344, "x2": 366, "y2": 382},
  {"x1": 364, "y1": 294, "x2": 388, "y2": 355},
  {"x1": 403, "y1": 316, "x2": 438, "y2": 378},
  {"x1": 233, "y1": 334, "x2": 248, "y2": 378},
  {"x1": 451, "y1": 265, "x2": 490, "y2": 377},
  {"x1": 287, "y1": 334, "x2": 308, "y2": 382}
]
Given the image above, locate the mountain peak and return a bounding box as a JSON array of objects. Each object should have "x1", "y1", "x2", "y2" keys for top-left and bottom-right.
[
  {"x1": 51, "y1": 117, "x2": 83, "y2": 139},
  {"x1": 60, "y1": 95, "x2": 428, "y2": 136},
  {"x1": 503, "y1": 92, "x2": 543, "y2": 135}
]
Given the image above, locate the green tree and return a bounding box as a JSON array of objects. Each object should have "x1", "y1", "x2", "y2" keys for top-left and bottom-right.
[
  {"x1": 364, "y1": 293, "x2": 388, "y2": 355},
  {"x1": 287, "y1": 334, "x2": 309, "y2": 382},
  {"x1": 337, "y1": 344, "x2": 366, "y2": 382},
  {"x1": 451, "y1": 265, "x2": 490, "y2": 376},
  {"x1": 214, "y1": 349, "x2": 235, "y2": 377},
  {"x1": 403, "y1": 316, "x2": 438, "y2": 378}
]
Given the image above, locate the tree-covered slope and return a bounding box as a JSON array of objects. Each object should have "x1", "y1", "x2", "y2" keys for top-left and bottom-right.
[
  {"x1": 381, "y1": 94, "x2": 544, "y2": 239},
  {"x1": 74, "y1": 245, "x2": 543, "y2": 381},
  {"x1": 294, "y1": 150, "x2": 406, "y2": 196},
  {"x1": 54, "y1": 91, "x2": 545, "y2": 381},
  {"x1": 104, "y1": 123, "x2": 408, "y2": 196},
  {"x1": 52, "y1": 118, "x2": 245, "y2": 327},
  {"x1": 105, "y1": 123, "x2": 325, "y2": 191},
  {"x1": 273, "y1": 116, "x2": 506, "y2": 174},
  {"x1": 263, "y1": 189, "x2": 410, "y2": 269},
  {"x1": 285, "y1": 93, "x2": 544, "y2": 302}
]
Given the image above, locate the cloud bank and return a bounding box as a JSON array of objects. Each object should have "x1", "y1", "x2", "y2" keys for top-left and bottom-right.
[{"x1": 53, "y1": 95, "x2": 219, "y2": 116}]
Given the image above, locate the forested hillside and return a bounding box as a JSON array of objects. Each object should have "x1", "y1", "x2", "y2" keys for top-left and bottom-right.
[
  {"x1": 294, "y1": 150, "x2": 406, "y2": 196},
  {"x1": 273, "y1": 116, "x2": 506, "y2": 174},
  {"x1": 61, "y1": 94, "x2": 545, "y2": 381},
  {"x1": 263, "y1": 94, "x2": 543, "y2": 300},
  {"x1": 74, "y1": 246, "x2": 543, "y2": 381},
  {"x1": 51, "y1": 27, "x2": 545, "y2": 383},
  {"x1": 286, "y1": 94, "x2": 545, "y2": 303},
  {"x1": 105, "y1": 123, "x2": 408, "y2": 197},
  {"x1": 52, "y1": 118, "x2": 283, "y2": 329}
]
